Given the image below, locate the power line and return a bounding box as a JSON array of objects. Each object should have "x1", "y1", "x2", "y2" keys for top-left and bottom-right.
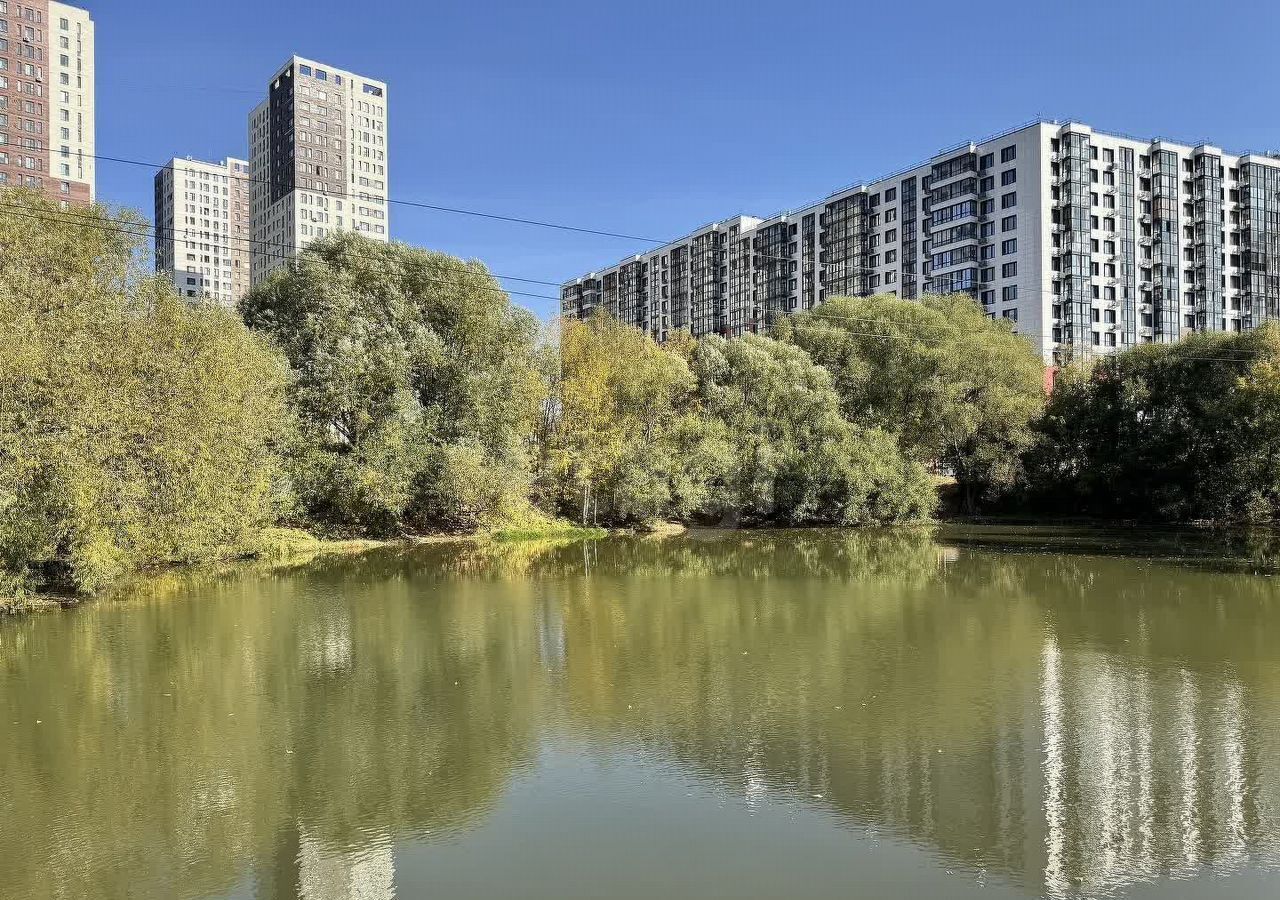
[
  {"x1": 0, "y1": 203, "x2": 561, "y2": 304},
  {"x1": 94, "y1": 152, "x2": 666, "y2": 244},
  {"x1": 3, "y1": 201, "x2": 1267, "y2": 362},
  {"x1": 4, "y1": 198, "x2": 565, "y2": 288}
]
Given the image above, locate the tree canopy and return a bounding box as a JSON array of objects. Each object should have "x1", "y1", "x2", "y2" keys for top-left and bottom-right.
[
  {"x1": 1022, "y1": 325, "x2": 1280, "y2": 522},
  {"x1": 544, "y1": 314, "x2": 708, "y2": 525},
  {"x1": 241, "y1": 233, "x2": 547, "y2": 535},
  {"x1": 539, "y1": 319, "x2": 934, "y2": 527},
  {"x1": 688, "y1": 334, "x2": 935, "y2": 525},
  {"x1": 776, "y1": 293, "x2": 1047, "y2": 510},
  {"x1": 0, "y1": 192, "x2": 290, "y2": 595}
]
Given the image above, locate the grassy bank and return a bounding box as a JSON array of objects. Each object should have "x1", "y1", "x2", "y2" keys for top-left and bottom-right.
[
  {"x1": 0, "y1": 522, "x2": 612, "y2": 617},
  {"x1": 0, "y1": 528, "x2": 388, "y2": 617}
]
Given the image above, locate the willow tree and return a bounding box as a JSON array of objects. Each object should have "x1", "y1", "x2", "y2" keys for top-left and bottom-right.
[
  {"x1": 241, "y1": 232, "x2": 547, "y2": 535},
  {"x1": 689, "y1": 334, "x2": 935, "y2": 525},
  {"x1": 546, "y1": 314, "x2": 712, "y2": 525},
  {"x1": 777, "y1": 293, "x2": 1046, "y2": 511},
  {"x1": 0, "y1": 191, "x2": 291, "y2": 595}
]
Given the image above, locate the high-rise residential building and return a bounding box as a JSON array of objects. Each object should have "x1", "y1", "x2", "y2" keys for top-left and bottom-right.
[
  {"x1": 0, "y1": 1, "x2": 94, "y2": 204},
  {"x1": 153, "y1": 157, "x2": 251, "y2": 307},
  {"x1": 562, "y1": 120, "x2": 1280, "y2": 363},
  {"x1": 248, "y1": 55, "x2": 389, "y2": 288}
]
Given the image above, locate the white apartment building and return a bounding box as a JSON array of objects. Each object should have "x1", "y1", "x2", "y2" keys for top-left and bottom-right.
[
  {"x1": 153, "y1": 157, "x2": 250, "y2": 307},
  {"x1": 49, "y1": 0, "x2": 92, "y2": 201},
  {"x1": 248, "y1": 56, "x2": 389, "y2": 288},
  {"x1": 0, "y1": 0, "x2": 95, "y2": 204},
  {"x1": 562, "y1": 120, "x2": 1280, "y2": 363}
]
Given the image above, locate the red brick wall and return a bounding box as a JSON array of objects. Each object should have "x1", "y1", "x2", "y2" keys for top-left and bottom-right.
[{"x1": 0, "y1": 1, "x2": 53, "y2": 197}]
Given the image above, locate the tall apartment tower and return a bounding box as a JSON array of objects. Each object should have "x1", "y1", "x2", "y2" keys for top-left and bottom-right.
[
  {"x1": 248, "y1": 56, "x2": 389, "y2": 288},
  {"x1": 153, "y1": 157, "x2": 251, "y2": 307},
  {"x1": 0, "y1": 0, "x2": 95, "y2": 204},
  {"x1": 562, "y1": 120, "x2": 1280, "y2": 364}
]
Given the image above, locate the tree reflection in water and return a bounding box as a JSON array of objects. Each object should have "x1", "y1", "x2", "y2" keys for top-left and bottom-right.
[{"x1": 2, "y1": 528, "x2": 1278, "y2": 899}]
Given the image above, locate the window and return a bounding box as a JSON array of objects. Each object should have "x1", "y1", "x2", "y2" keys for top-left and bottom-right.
[
  {"x1": 1000, "y1": 145, "x2": 1016, "y2": 163},
  {"x1": 979, "y1": 153, "x2": 994, "y2": 170},
  {"x1": 363, "y1": 84, "x2": 383, "y2": 96},
  {"x1": 1002, "y1": 286, "x2": 1018, "y2": 302},
  {"x1": 1002, "y1": 239, "x2": 1017, "y2": 255},
  {"x1": 1002, "y1": 215, "x2": 1016, "y2": 232},
  {"x1": 884, "y1": 187, "x2": 896, "y2": 201},
  {"x1": 299, "y1": 64, "x2": 312, "y2": 76},
  {"x1": 980, "y1": 176, "x2": 994, "y2": 192},
  {"x1": 1002, "y1": 308, "x2": 1018, "y2": 321},
  {"x1": 1001, "y1": 262, "x2": 1017, "y2": 278},
  {"x1": 1001, "y1": 192, "x2": 1016, "y2": 209},
  {"x1": 59, "y1": 17, "x2": 69, "y2": 30},
  {"x1": 1001, "y1": 169, "x2": 1016, "y2": 186}
]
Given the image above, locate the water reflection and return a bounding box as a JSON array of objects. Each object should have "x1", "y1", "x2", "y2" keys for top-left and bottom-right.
[{"x1": 2, "y1": 528, "x2": 1279, "y2": 898}]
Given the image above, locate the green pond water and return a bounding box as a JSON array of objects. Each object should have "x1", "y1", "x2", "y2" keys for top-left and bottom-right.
[{"x1": 3, "y1": 527, "x2": 1280, "y2": 899}]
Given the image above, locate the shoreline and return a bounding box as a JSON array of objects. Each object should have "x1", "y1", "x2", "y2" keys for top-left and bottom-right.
[
  {"x1": 0, "y1": 523, "x2": 613, "y2": 618},
  {"x1": 10, "y1": 516, "x2": 1274, "y2": 618}
]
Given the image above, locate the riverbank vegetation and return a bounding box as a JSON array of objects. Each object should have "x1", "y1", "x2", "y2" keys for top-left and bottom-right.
[
  {"x1": 1020, "y1": 326, "x2": 1280, "y2": 522},
  {"x1": 1, "y1": 194, "x2": 291, "y2": 599},
  {"x1": 9, "y1": 192, "x2": 1280, "y2": 599}
]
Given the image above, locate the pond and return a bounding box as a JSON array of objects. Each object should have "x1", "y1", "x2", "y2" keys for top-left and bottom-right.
[{"x1": 2, "y1": 527, "x2": 1279, "y2": 899}]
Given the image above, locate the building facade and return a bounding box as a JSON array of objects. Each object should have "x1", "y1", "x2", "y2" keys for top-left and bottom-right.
[
  {"x1": 248, "y1": 56, "x2": 389, "y2": 288},
  {"x1": 562, "y1": 120, "x2": 1280, "y2": 362},
  {"x1": 153, "y1": 157, "x2": 250, "y2": 307},
  {"x1": 0, "y1": 0, "x2": 94, "y2": 205}
]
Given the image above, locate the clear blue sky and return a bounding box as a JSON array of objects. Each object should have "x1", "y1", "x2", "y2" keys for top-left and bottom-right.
[{"x1": 88, "y1": 0, "x2": 1280, "y2": 319}]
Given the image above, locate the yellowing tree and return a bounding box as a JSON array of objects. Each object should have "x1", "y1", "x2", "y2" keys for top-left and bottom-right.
[
  {"x1": 548, "y1": 315, "x2": 707, "y2": 524},
  {"x1": 0, "y1": 192, "x2": 291, "y2": 596}
]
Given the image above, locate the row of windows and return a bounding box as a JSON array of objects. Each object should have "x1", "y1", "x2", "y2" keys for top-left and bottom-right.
[{"x1": 978, "y1": 145, "x2": 1018, "y2": 171}]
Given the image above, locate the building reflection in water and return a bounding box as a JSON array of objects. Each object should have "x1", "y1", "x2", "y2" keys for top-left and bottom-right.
[
  {"x1": 298, "y1": 830, "x2": 395, "y2": 900},
  {"x1": 3, "y1": 530, "x2": 1280, "y2": 899},
  {"x1": 1038, "y1": 636, "x2": 1261, "y2": 898}
]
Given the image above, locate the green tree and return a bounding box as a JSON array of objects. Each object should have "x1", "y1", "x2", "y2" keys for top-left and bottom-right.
[
  {"x1": 1022, "y1": 325, "x2": 1280, "y2": 522},
  {"x1": 688, "y1": 334, "x2": 934, "y2": 525},
  {"x1": 0, "y1": 191, "x2": 291, "y2": 595},
  {"x1": 777, "y1": 293, "x2": 1046, "y2": 511},
  {"x1": 545, "y1": 315, "x2": 709, "y2": 524},
  {"x1": 241, "y1": 233, "x2": 547, "y2": 535}
]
